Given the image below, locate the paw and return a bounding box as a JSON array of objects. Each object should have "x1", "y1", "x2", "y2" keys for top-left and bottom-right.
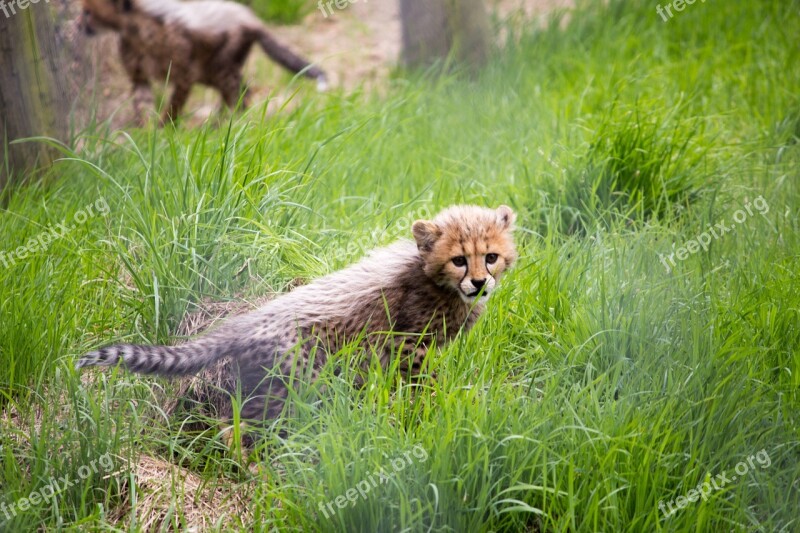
[{"x1": 316, "y1": 74, "x2": 329, "y2": 92}]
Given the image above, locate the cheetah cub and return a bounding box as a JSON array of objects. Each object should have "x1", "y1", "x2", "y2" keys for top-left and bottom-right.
[{"x1": 76, "y1": 205, "x2": 517, "y2": 424}]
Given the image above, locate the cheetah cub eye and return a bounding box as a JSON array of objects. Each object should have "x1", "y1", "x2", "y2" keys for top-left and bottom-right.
[{"x1": 452, "y1": 256, "x2": 467, "y2": 267}]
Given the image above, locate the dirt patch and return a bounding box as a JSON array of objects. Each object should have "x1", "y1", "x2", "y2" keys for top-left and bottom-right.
[{"x1": 108, "y1": 454, "x2": 254, "y2": 530}]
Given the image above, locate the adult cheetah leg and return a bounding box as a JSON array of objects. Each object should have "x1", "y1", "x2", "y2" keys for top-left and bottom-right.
[
  {"x1": 162, "y1": 82, "x2": 191, "y2": 124},
  {"x1": 120, "y1": 41, "x2": 153, "y2": 126},
  {"x1": 132, "y1": 84, "x2": 152, "y2": 126},
  {"x1": 220, "y1": 72, "x2": 248, "y2": 110}
]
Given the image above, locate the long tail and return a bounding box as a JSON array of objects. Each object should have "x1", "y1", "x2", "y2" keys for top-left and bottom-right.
[
  {"x1": 75, "y1": 332, "x2": 232, "y2": 376},
  {"x1": 254, "y1": 27, "x2": 328, "y2": 90}
]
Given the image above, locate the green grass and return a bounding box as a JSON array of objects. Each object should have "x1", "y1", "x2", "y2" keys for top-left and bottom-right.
[
  {"x1": 236, "y1": 0, "x2": 316, "y2": 24},
  {"x1": 2, "y1": 0, "x2": 799, "y2": 530}
]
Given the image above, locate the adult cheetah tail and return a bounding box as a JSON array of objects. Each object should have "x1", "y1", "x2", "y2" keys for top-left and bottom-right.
[
  {"x1": 75, "y1": 333, "x2": 231, "y2": 377},
  {"x1": 254, "y1": 27, "x2": 328, "y2": 90}
]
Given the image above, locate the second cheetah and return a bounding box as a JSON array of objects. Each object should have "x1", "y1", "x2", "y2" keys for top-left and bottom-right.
[{"x1": 79, "y1": 0, "x2": 328, "y2": 124}]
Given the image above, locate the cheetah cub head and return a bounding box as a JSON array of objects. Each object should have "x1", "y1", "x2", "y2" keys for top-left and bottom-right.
[{"x1": 412, "y1": 205, "x2": 518, "y2": 304}]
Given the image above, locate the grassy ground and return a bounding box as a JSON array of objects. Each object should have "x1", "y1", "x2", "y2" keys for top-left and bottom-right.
[{"x1": 2, "y1": 0, "x2": 799, "y2": 530}]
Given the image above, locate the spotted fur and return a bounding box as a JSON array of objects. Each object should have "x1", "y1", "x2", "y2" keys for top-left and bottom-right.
[
  {"x1": 76, "y1": 205, "x2": 517, "y2": 422},
  {"x1": 79, "y1": 0, "x2": 327, "y2": 124}
]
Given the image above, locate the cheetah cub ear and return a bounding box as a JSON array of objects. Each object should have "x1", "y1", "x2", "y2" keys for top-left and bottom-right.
[
  {"x1": 496, "y1": 205, "x2": 516, "y2": 230},
  {"x1": 412, "y1": 219, "x2": 442, "y2": 253}
]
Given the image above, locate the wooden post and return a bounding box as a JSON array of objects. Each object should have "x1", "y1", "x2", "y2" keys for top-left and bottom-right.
[
  {"x1": 0, "y1": 2, "x2": 69, "y2": 191},
  {"x1": 400, "y1": 0, "x2": 490, "y2": 71}
]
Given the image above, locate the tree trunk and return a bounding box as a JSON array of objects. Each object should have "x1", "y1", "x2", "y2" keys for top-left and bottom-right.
[
  {"x1": 400, "y1": 0, "x2": 491, "y2": 71},
  {"x1": 0, "y1": 2, "x2": 69, "y2": 192}
]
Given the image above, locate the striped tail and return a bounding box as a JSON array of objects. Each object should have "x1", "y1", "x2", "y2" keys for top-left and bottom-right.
[
  {"x1": 254, "y1": 27, "x2": 327, "y2": 89},
  {"x1": 75, "y1": 334, "x2": 230, "y2": 376}
]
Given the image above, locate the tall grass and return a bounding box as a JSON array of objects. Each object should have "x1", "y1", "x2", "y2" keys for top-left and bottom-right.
[{"x1": 1, "y1": 0, "x2": 798, "y2": 530}]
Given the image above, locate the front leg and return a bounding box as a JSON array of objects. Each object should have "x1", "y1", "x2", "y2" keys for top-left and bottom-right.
[
  {"x1": 354, "y1": 333, "x2": 435, "y2": 387},
  {"x1": 393, "y1": 336, "x2": 434, "y2": 382},
  {"x1": 162, "y1": 82, "x2": 191, "y2": 125},
  {"x1": 132, "y1": 83, "x2": 153, "y2": 127},
  {"x1": 219, "y1": 72, "x2": 248, "y2": 110},
  {"x1": 119, "y1": 40, "x2": 153, "y2": 126}
]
